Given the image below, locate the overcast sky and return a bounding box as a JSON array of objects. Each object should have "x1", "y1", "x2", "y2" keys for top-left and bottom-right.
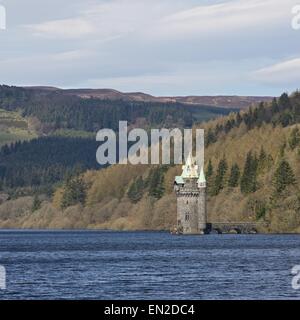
[{"x1": 0, "y1": 0, "x2": 300, "y2": 96}]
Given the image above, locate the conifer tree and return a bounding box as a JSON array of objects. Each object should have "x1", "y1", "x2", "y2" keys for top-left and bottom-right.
[
  {"x1": 212, "y1": 157, "x2": 228, "y2": 195},
  {"x1": 206, "y1": 159, "x2": 214, "y2": 195},
  {"x1": 148, "y1": 167, "x2": 166, "y2": 199},
  {"x1": 271, "y1": 98, "x2": 279, "y2": 114},
  {"x1": 258, "y1": 146, "x2": 267, "y2": 163},
  {"x1": 236, "y1": 112, "x2": 242, "y2": 126},
  {"x1": 128, "y1": 176, "x2": 144, "y2": 203},
  {"x1": 206, "y1": 128, "x2": 217, "y2": 147},
  {"x1": 273, "y1": 160, "x2": 296, "y2": 193},
  {"x1": 279, "y1": 110, "x2": 293, "y2": 127},
  {"x1": 228, "y1": 163, "x2": 240, "y2": 188},
  {"x1": 240, "y1": 151, "x2": 258, "y2": 194},
  {"x1": 225, "y1": 120, "x2": 233, "y2": 133},
  {"x1": 215, "y1": 124, "x2": 224, "y2": 135},
  {"x1": 258, "y1": 146, "x2": 270, "y2": 172},
  {"x1": 288, "y1": 127, "x2": 300, "y2": 150},
  {"x1": 31, "y1": 195, "x2": 41, "y2": 212},
  {"x1": 61, "y1": 176, "x2": 87, "y2": 209},
  {"x1": 278, "y1": 93, "x2": 291, "y2": 111},
  {"x1": 257, "y1": 102, "x2": 266, "y2": 120},
  {"x1": 206, "y1": 160, "x2": 213, "y2": 179},
  {"x1": 279, "y1": 141, "x2": 286, "y2": 157}
]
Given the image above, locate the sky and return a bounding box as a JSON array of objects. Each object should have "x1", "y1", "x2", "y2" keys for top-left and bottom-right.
[{"x1": 0, "y1": 0, "x2": 300, "y2": 96}]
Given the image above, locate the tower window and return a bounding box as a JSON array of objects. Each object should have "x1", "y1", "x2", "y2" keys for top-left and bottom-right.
[{"x1": 185, "y1": 213, "x2": 190, "y2": 221}]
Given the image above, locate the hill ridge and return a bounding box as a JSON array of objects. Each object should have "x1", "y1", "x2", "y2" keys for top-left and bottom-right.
[{"x1": 21, "y1": 86, "x2": 273, "y2": 109}]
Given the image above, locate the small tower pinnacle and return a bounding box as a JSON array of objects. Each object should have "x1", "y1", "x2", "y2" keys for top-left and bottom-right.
[{"x1": 198, "y1": 167, "x2": 206, "y2": 188}]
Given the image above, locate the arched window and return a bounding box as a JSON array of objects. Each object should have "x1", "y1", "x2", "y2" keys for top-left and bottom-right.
[{"x1": 185, "y1": 212, "x2": 190, "y2": 221}]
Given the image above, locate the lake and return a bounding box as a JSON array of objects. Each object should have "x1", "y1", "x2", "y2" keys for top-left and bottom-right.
[{"x1": 0, "y1": 230, "x2": 300, "y2": 300}]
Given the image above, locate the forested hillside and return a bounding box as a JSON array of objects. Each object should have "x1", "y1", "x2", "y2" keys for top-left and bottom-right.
[
  {"x1": 0, "y1": 90, "x2": 300, "y2": 232},
  {"x1": 0, "y1": 85, "x2": 235, "y2": 196},
  {"x1": 0, "y1": 137, "x2": 99, "y2": 195},
  {"x1": 0, "y1": 85, "x2": 234, "y2": 134}
]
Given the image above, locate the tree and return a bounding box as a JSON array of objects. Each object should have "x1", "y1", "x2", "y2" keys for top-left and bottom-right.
[
  {"x1": 236, "y1": 112, "x2": 243, "y2": 126},
  {"x1": 31, "y1": 195, "x2": 41, "y2": 212},
  {"x1": 258, "y1": 147, "x2": 265, "y2": 160},
  {"x1": 240, "y1": 151, "x2": 258, "y2": 194},
  {"x1": 278, "y1": 93, "x2": 291, "y2": 111},
  {"x1": 273, "y1": 160, "x2": 296, "y2": 194},
  {"x1": 206, "y1": 159, "x2": 214, "y2": 195},
  {"x1": 255, "y1": 202, "x2": 267, "y2": 220},
  {"x1": 288, "y1": 127, "x2": 300, "y2": 150},
  {"x1": 61, "y1": 176, "x2": 87, "y2": 209},
  {"x1": 0, "y1": 136, "x2": 100, "y2": 191},
  {"x1": 206, "y1": 128, "x2": 217, "y2": 147},
  {"x1": 257, "y1": 102, "x2": 267, "y2": 125},
  {"x1": 279, "y1": 110, "x2": 293, "y2": 127},
  {"x1": 279, "y1": 141, "x2": 287, "y2": 157},
  {"x1": 228, "y1": 163, "x2": 240, "y2": 188},
  {"x1": 215, "y1": 124, "x2": 224, "y2": 135},
  {"x1": 225, "y1": 119, "x2": 234, "y2": 133},
  {"x1": 148, "y1": 166, "x2": 167, "y2": 199},
  {"x1": 257, "y1": 147, "x2": 271, "y2": 172},
  {"x1": 206, "y1": 160, "x2": 213, "y2": 179},
  {"x1": 271, "y1": 98, "x2": 279, "y2": 114},
  {"x1": 128, "y1": 176, "x2": 144, "y2": 203},
  {"x1": 212, "y1": 157, "x2": 228, "y2": 195}
]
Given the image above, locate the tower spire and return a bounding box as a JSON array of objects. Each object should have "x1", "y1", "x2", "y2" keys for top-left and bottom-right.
[
  {"x1": 198, "y1": 166, "x2": 206, "y2": 188},
  {"x1": 181, "y1": 152, "x2": 199, "y2": 178}
]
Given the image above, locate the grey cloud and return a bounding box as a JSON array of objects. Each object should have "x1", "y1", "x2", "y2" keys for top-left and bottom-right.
[{"x1": 0, "y1": 0, "x2": 299, "y2": 95}]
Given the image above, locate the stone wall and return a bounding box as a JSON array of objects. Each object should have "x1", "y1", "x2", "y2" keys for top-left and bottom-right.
[{"x1": 175, "y1": 178, "x2": 206, "y2": 234}]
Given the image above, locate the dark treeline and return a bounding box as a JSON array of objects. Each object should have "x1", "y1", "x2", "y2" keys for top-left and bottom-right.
[
  {"x1": 206, "y1": 91, "x2": 300, "y2": 146},
  {"x1": 0, "y1": 136, "x2": 100, "y2": 192},
  {"x1": 0, "y1": 85, "x2": 233, "y2": 133}
]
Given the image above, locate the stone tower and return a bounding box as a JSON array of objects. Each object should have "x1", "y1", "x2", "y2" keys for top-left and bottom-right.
[{"x1": 174, "y1": 154, "x2": 207, "y2": 234}]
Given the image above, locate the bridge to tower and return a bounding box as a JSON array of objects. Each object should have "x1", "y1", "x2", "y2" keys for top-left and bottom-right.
[{"x1": 206, "y1": 222, "x2": 268, "y2": 234}]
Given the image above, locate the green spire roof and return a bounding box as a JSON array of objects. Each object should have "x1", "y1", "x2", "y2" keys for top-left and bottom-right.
[{"x1": 175, "y1": 176, "x2": 184, "y2": 184}]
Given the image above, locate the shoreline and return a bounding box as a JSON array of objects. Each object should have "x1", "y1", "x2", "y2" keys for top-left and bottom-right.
[{"x1": 0, "y1": 228, "x2": 299, "y2": 235}]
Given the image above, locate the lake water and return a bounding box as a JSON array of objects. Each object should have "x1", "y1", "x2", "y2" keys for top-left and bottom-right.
[{"x1": 0, "y1": 230, "x2": 300, "y2": 300}]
